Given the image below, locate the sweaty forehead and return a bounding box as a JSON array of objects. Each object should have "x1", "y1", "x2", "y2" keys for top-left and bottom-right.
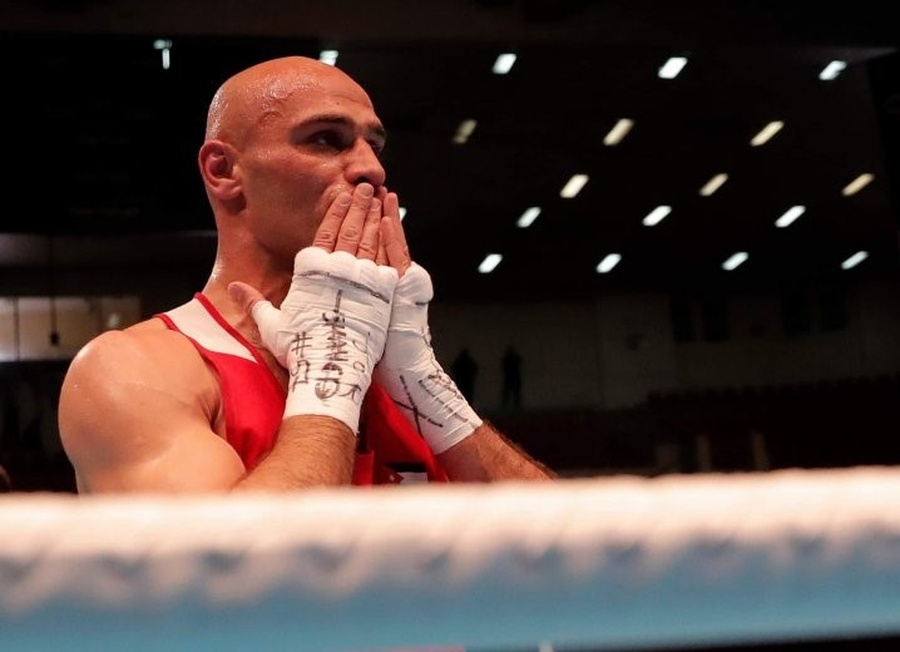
[
  {"x1": 256, "y1": 66, "x2": 374, "y2": 112},
  {"x1": 252, "y1": 67, "x2": 379, "y2": 130},
  {"x1": 209, "y1": 59, "x2": 381, "y2": 143}
]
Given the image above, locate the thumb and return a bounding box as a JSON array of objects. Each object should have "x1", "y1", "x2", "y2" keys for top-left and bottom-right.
[
  {"x1": 228, "y1": 281, "x2": 266, "y2": 312},
  {"x1": 228, "y1": 282, "x2": 283, "y2": 359}
]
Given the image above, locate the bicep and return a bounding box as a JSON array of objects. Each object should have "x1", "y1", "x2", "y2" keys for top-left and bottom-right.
[{"x1": 59, "y1": 331, "x2": 246, "y2": 494}]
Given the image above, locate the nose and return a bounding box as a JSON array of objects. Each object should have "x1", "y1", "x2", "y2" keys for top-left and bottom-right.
[{"x1": 345, "y1": 139, "x2": 386, "y2": 188}]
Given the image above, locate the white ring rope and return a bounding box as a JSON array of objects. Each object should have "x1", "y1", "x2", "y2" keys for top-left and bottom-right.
[{"x1": 2, "y1": 466, "x2": 900, "y2": 652}]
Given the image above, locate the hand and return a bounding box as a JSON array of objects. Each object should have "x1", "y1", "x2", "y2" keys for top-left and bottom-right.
[
  {"x1": 230, "y1": 184, "x2": 398, "y2": 434},
  {"x1": 373, "y1": 199, "x2": 482, "y2": 453}
]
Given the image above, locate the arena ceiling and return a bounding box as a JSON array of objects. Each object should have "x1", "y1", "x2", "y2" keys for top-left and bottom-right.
[{"x1": 2, "y1": 0, "x2": 900, "y2": 302}]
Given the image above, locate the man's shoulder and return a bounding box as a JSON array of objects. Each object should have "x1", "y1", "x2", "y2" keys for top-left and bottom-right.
[
  {"x1": 125, "y1": 315, "x2": 171, "y2": 334},
  {"x1": 100, "y1": 314, "x2": 187, "y2": 346},
  {"x1": 71, "y1": 317, "x2": 200, "y2": 377}
]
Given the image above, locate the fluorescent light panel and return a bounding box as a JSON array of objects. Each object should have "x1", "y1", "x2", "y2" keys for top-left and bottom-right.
[
  {"x1": 319, "y1": 50, "x2": 339, "y2": 65},
  {"x1": 819, "y1": 60, "x2": 847, "y2": 80},
  {"x1": 658, "y1": 56, "x2": 688, "y2": 79},
  {"x1": 479, "y1": 253, "x2": 503, "y2": 273},
  {"x1": 596, "y1": 253, "x2": 621, "y2": 274},
  {"x1": 775, "y1": 205, "x2": 806, "y2": 228},
  {"x1": 153, "y1": 39, "x2": 172, "y2": 70},
  {"x1": 841, "y1": 251, "x2": 868, "y2": 270},
  {"x1": 517, "y1": 207, "x2": 541, "y2": 228},
  {"x1": 722, "y1": 251, "x2": 749, "y2": 271},
  {"x1": 453, "y1": 119, "x2": 477, "y2": 144},
  {"x1": 560, "y1": 174, "x2": 588, "y2": 198},
  {"x1": 603, "y1": 119, "x2": 634, "y2": 146},
  {"x1": 642, "y1": 205, "x2": 672, "y2": 226},
  {"x1": 493, "y1": 53, "x2": 517, "y2": 74},
  {"x1": 751, "y1": 121, "x2": 784, "y2": 146},
  {"x1": 842, "y1": 173, "x2": 874, "y2": 196},
  {"x1": 699, "y1": 173, "x2": 728, "y2": 196}
]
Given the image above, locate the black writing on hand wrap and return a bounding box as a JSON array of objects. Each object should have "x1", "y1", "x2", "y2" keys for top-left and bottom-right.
[
  {"x1": 418, "y1": 367, "x2": 475, "y2": 428},
  {"x1": 297, "y1": 270, "x2": 392, "y2": 304},
  {"x1": 393, "y1": 374, "x2": 443, "y2": 436},
  {"x1": 289, "y1": 332, "x2": 312, "y2": 389},
  {"x1": 288, "y1": 289, "x2": 368, "y2": 403}
]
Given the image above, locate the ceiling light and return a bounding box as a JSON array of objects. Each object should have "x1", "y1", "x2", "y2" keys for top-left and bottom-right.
[
  {"x1": 775, "y1": 205, "x2": 806, "y2": 228},
  {"x1": 603, "y1": 119, "x2": 634, "y2": 146},
  {"x1": 452, "y1": 119, "x2": 478, "y2": 144},
  {"x1": 750, "y1": 121, "x2": 784, "y2": 146},
  {"x1": 841, "y1": 251, "x2": 868, "y2": 270},
  {"x1": 492, "y1": 53, "x2": 517, "y2": 75},
  {"x1": 819, "y1": 60, "x2": 847, "y2": 80},
  {"x1": 642, "y1": 205, "x2": 672, "y2": 226},
  {"x1": 319, "y1": 50, "x2": 339, "y2": 66},
  {"x1": 517, "y1": 207, "x2": 541, "y2": 228},
  {"x1": 596, "y1": 253, "x2": 621, "y2": 274},
  {"x1": 658, "y1": 56, "x2": 688, "y2": 79},
  {"x1": 699, "y1": 173, "x2": 728, "y2": 196},
  {"x1": 842, "y1": 173, "x2": 874, "y2": 196},
  {"x1": 722, "y1": 251, "x2": 749, "y2": 271},
  {"x1": 153, "y1": 39, "x2": 172, "y2": 70},
  {"x1": 560, "y1": 174, "x2": 588, "y2": 198},
  {"x1": 478, "y1": 253, "x2": 503, "y2": 273}
]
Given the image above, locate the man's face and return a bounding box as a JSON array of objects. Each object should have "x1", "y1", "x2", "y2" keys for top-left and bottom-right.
[{"x1": 237, "y1": 68, "x2": 387, "y2": 267}]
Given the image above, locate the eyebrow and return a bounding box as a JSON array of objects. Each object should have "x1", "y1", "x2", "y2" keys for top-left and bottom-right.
[{"x1": 300, "y1": 113, "x2": 387, "y2": 144}]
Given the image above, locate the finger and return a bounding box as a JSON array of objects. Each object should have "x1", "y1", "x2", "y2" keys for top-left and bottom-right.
[
  {"x1": 313, "y1": 191, "x2": 352, "y2": 251},
  {"x1": 335, "y1": 183, "x2": 374, "y2": 254},
  {"x1": 381, "y1": 224, "x2": 410, "y2": 278},
  {"x1": 228, "y1": 281, "x2": 267, "y2": 314},
  {"x1": 357, "y1": 197, "x2": 381, "y2": 260},
  {"x1": 381, "y1": 192, "x2": 411, "y2": 276},
  {"x1": 376, "y1": 230, "x2": 388, "y2": 266},
  {"x1": 228, "y1": 281, "x2": 282, "y2": 354},
  {"x1": 374, "y1": 186, "x2": 388, "y2": 266},
  {"x1": 383, "y1": 192, "x2": 409, "y2": 255}
]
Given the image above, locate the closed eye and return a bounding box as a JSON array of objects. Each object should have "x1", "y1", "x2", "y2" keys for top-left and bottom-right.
[
  {"x1": 308, "y1": 130, "x2": 385, "y2": 158},
  {"x1": 310, "y1": 129, "x2": 350, "y2": 150}
]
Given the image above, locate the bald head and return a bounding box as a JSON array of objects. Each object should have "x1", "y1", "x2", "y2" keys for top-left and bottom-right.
[
  {"x1": 204, "y1": 56, "x2": 371, "y2": 146},
  {"x1": 197, "y1": 53, "x2": 387, "y2": 262}
]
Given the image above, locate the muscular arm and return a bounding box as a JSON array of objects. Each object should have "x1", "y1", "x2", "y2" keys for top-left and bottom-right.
[
  {"x1": 437, "y1": 422, "x2": 556, "y2": 482},
  {"x1": 236, "y1": 416, "x2": 356, "y2": 490},
  {"x1": 375, "y1": 194, "x2": 556, "y2": 483},
  {"x1": 60, "y1": 184, "x2": 388, "y2": 495},
  {"x1": 59, "y1": 327, "x2": 356, "y2": 494}
]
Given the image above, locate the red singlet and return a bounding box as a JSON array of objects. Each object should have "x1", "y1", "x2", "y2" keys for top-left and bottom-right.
[{"x1": 156, "y1": 293, "x2": 448, "y2": 485}]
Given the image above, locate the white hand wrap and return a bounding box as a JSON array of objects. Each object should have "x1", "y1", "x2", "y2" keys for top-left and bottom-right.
[
  {"x1": 374, "y1": 263, "x2": 482, "y2": 453},
  {"x1": 251, "y1": 247, "x2": 398, "y2": 434}
]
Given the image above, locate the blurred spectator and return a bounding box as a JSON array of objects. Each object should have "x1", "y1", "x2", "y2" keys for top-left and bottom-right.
[
  {"x1": 450, "y1": 348, "x2": 478, "y2": 404},
  {"x1": 501, "y1": 346, "x2": 522, "y2": 410}
]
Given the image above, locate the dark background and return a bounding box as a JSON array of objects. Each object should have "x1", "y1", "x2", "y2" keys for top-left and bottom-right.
[
  {"x1": 1, "y1": 4, "x2": 900, "y2": 647},
  {"x1": 1, "y1": 0, "x2": 899, "y2": 300}
]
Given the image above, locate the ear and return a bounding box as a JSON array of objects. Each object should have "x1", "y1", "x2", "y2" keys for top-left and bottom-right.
[{"x1": 198, "y1": 140, "x2": 242, "y2": 201}]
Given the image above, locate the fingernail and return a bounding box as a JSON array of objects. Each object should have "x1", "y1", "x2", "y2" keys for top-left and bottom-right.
[
  {"x1": 358, "y1": 183, "x2": 374, "y2": 198},
  {"x1": 337, "y1": 192, "x2": 351, "y2": 206}
]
